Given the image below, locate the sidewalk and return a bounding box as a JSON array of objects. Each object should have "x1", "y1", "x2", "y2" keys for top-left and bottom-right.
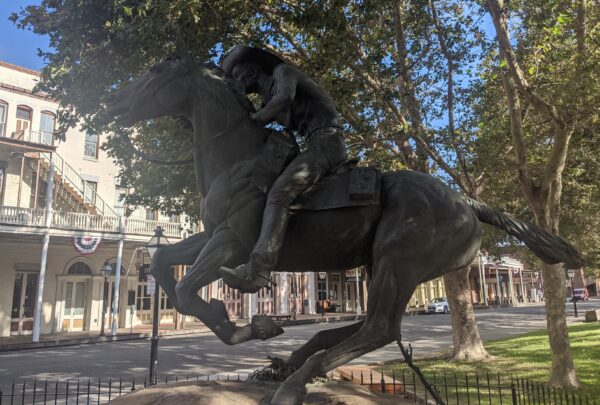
[{"x1": 0, "y1": 312, "x2": 364, "y2": 353}]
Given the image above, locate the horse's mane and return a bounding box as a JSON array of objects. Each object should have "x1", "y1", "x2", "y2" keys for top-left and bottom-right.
[
  {"x1": 174, "y1": 63, "x2": 255, "y2": 131},
  {"x1": 205, "y1": 63, "x2": 256, "y2": 113}
]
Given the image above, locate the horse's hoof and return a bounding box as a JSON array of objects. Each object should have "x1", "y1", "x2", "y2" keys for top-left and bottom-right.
[
  {"x1": 251, "y1": 315, "x2": 284, "y2": 340},
  {"x1": 270, "y1": 382, "x2": 306, "y2": 405}
]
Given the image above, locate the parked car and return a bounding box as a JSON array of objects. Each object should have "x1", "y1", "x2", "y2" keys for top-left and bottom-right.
[
  {"x1": 572, "y1": 288, "x2": 589, "y2": 301},
  {"x1": 427, "y1": 297, "x2": 450, "y2": 314}
]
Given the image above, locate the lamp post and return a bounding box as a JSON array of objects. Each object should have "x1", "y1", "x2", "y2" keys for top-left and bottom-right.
[
  {"x1": 318, "y1": 272, "x2": 327, "y2": 320},
  {"x1": 100, "y1": 261, "x2": 112, "y2": 337},
  {"x1": 146, "y1": 226, "x2": 170, "y2": 384},
  {"x1": 355, "y1": 268, "x2": 362, "y2": 316},
  {"x1": 567, "y1": 269, "x2": 578, "y2": 317}
]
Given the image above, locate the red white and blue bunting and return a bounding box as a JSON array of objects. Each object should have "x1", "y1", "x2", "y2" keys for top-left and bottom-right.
[{"x1": 73, "y1": 236, "x2": 102, "y2": 255}]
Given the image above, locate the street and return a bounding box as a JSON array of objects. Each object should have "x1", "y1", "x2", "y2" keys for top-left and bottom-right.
[{"x1": 0, "y1": 301, "x2": 597, "y2": 392}]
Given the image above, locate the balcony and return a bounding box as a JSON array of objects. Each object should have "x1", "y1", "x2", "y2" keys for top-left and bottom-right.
[
  {"x1": 0, "y1": 129, "x2": 55, "y2": 154},
  {"x1": 11, "y1": 129, "x2": 54, "y2": 146},
  {"x1": 0, "y1": 206, "x2": 183, "y2": 239}
]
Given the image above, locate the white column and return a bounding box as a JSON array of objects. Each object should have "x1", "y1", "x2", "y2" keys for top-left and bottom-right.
[
  {"x1": 111, "y1": 228, "x2": 124, "y2": 335},
  {"x1": 508, "y1": 268, "x2": 515, "y2": 305},
  {"x1": 278, "y1": 273, "x2": 290, "y2": 315},
  {"x1": 519, "y1": 268, "x2": 525, "y2": 302},
  {"x1": 495, "y1": 267, "x2": 500, "y2": 303},
  {"x1": 479, "y1": 254, "x2": 488, "y2": 306},
  {"x1": 250, "y1": 293, "x2": 257, "y2": 318},
  {"x1": 306, "y1": 272, "x2": 316, "y2": 315},
  {"x1": 33, "y1": 154, "x2": 54, "y2": 342}
]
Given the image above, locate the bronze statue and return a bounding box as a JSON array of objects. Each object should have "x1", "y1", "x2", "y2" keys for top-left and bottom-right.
[
  {"x1": 105, "y1": 46, "x2": 583, "y2": 405},
  {"x1": 220, "y1": 46, "x2": 347, "y2": 293}
]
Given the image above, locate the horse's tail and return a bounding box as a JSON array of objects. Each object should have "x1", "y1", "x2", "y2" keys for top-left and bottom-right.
[{"x1": 465, "y1": 197, "x2": 584, "y2": 269}]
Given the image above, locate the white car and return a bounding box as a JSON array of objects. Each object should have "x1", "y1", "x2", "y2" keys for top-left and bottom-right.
[{"x1": 427, "y1": 297, "x2": 450, "y2": 314}]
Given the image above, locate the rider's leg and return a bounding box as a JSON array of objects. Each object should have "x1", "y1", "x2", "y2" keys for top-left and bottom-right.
[{"x1": 221, "y1": 134, "x2": 346, "y2": 292}]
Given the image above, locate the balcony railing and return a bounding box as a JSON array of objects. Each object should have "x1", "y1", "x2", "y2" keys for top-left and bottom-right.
[
  {"x1": 10, "y1": 129, "x2": 53, "y2": 146},
  {"x1": 0, "y1": 206, "x2": 183, "y2": 238}
]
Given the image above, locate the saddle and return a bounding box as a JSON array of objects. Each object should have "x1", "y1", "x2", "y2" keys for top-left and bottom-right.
[
  {"x1": 253, "y1": 131, "x2": 381, "y2": 211},
  {"x1": 290, "y1": 163, "x2": 381, "y2": 211}
]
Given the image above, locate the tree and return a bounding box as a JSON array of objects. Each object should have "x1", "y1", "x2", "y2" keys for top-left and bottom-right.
[{"x1": 482, "y1": 0, "x2": 600, "y2": 387}]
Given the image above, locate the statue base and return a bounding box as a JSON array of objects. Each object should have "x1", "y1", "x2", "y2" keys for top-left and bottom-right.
[{"x1": 109, "y1": 379, "x2": 403, "y2": 404}]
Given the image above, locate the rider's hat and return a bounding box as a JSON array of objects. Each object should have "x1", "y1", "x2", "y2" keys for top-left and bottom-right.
[{"x1": 222, "y1": 45, "x2": 285, "y2": 76}]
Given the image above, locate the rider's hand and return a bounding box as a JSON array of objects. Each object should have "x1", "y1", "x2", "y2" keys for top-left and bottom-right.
[{"x1": 250, "y1": 111, "x2": 269, "y2": 126}]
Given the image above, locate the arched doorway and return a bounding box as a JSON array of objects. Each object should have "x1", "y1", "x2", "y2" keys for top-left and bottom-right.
[{"x1": 62, "y1": 261, "x2": 92, "y2": 331}]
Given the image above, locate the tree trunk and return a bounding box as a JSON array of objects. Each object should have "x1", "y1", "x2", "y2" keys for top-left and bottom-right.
[
  {"x1": 533, "y1": 203, "x2": 579, "y2": 387},
  {"x1": 443, "y1": 267, "x2": 491, "y2": 361},
  {"x1": 540, "y1": 262, "x2": 579, "y2": 387}
]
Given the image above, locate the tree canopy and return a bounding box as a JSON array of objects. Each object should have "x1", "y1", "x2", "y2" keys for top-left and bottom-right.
[{"x1": 11, "y1": 0, "x2": 600, "y2": 270}]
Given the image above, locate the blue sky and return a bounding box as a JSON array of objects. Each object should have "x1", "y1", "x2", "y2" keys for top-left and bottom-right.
[{"x1": 0, "y1": 1, "x2": 49, "y2": 71}]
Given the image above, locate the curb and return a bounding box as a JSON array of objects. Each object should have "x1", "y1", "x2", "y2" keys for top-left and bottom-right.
[
  {"x1": 0, "y1": 315, "x2": 364, "y2": 353},
  {"x1": 278, "y1": 314, "x2": 365, "y2": 326}
]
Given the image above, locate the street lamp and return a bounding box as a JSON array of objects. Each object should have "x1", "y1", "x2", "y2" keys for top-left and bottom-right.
[
  {"x1": 146, "y1": 226, "x2": 170, "y2": 385},
  {"x1": 100, "y1": 261, "x2": 112, "y2": 337},
  {"x1": 567, "y1": 269, "x2": 578, "y2": 317}
]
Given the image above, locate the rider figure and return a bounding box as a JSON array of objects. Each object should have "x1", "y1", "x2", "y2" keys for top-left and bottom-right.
[{"x1": 220, "y1": 45, "x2": 347, "y2": 293}]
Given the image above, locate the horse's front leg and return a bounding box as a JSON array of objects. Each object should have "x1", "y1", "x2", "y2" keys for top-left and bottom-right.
[
  {"x1": 150, "y1": 231, "x2": 210, "y2": 313},
  {"x1": 175, "y1": 227, "x2": 284, "y2": 345}
]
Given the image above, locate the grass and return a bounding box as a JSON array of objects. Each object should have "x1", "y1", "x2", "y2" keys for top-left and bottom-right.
[{"x1": 385, "y1": 322, "x2": 600, "y2": 403}]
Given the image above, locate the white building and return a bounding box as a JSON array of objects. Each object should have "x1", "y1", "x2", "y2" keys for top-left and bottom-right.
[{"x1": 0, "y1": 61, "x2": 187, "y2": 338}]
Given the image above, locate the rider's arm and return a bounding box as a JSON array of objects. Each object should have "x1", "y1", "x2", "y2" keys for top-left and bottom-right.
[{"x1": 251, "y1": 64, "x2": 298, "y2": 125}]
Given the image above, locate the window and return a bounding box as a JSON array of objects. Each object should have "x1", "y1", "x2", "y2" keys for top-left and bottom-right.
[
  {"x1": 0, "y1": 101, "x2": 7, "y2": 136},
  {"x1": 168, "y1": 214, "x2": 180, "y2": 223},
  {"x1": 84, "y1": 181, "x2": 97, "y2": 205},
  {"x1": 16, "y1": 106, "x2": 32, "y2": 134},
  {"x1": 0, "y1": 167, "x2": 4, "y2": 205},
  {"x1": 114, "y1": 186, "x2": 128, "y2": 217},
  {"x1": 84, "y1": 132, "x2": 99, "y2": 158},
  {"x1": 67, "y1": 262, "x2": 92, "y2": 275},
  {"x1": 39, "y1": 111, "x2": 55, "y2": 145},
  {"x1": 145, "y1": 209, "x2": 158, "y2": 221}
]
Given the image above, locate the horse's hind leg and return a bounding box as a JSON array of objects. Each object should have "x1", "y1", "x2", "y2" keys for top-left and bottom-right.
[
  {"x1": 283, "y1": 321, "x2": 364, "y2": 370},
  {"x1": 150, "y1": 231, "x2": 210, "y2": 313},
  {"x1": 271, "y1": 258, "x2": 416, "y2": 404}
]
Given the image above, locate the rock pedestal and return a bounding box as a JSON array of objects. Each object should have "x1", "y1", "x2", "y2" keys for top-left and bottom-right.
[{"x1": 109, "y1": 380, "x2": 407, "y2": 404}]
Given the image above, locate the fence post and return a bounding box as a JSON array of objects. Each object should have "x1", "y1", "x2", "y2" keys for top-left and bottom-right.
[
  {"x1": 381, "y1": 369, "x2": 385, "y2": 393},
  {"x1": 511, "y1": 382, "x2": 518, "y2": 405}
]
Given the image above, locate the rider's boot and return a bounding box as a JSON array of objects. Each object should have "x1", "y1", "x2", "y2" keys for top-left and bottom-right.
[{"x1": 221, "y1": 204, "x2": 290, "y2": 293}]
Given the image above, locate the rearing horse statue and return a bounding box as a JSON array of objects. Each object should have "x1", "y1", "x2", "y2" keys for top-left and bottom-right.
[{"x1": 106, "y1": 51, "x2": 582, "y2": 405}]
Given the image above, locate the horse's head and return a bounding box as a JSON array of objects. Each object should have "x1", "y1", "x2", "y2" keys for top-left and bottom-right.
[{"x1": 106, "y1": 53, "x2": 196, "y2": 126}]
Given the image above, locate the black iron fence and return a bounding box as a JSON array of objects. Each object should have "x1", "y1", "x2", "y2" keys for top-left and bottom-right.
[
  {"x1": 0, "y1": 370, "x2": 594, "y2": 405},
  {"x1": 0, "y1": 373, "x2": 249, "y2": 404},
  {"x1": 377, "y1": 368, "x2": 596, "y2": 405}
]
